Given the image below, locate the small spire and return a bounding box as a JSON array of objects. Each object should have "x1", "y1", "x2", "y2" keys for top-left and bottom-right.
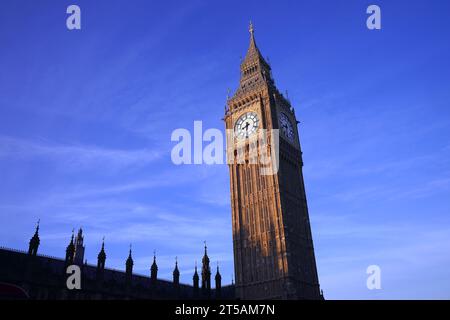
[
  {"x1": 204, "y1": 240, "x2": 207, "y2": 254},
  {"x1": 248, "y1": 21, "x2": 256, "y2": 50},
  {"x1": 151, "y1": 250, "x2": 157, "y2": 269},
  {"x1": 215, "y1": 262, "x2": 221, "y2": 281},
  {"x1": 98, "y1": 238, "x2": 106, "y2": 263},
  {"x1": 36, "y1": 219, "x2": 40, "y2": 232},
  {"x1": 173, "y1": 256, "x2": 179, "y2": 273},
  {"x1": 126, "y1": 244, "x2": 133, "y2": 268}
]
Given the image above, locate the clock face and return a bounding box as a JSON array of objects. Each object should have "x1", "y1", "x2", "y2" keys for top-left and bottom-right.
[
  {"x1": 235, "y1": 112, "x2": 259, "y2": 139},
  {"x1": 279, "y1": 112, "x2": 295, "y2": 142}
]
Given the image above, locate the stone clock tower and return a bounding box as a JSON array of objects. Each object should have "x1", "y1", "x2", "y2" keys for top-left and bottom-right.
[{"x1": 225, "y1": 23, "x2": 322, "y2": 300}]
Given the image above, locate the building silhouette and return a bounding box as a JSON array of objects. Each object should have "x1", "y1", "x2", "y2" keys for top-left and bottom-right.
[{"x1": 0, "y1": 223, "x2": 232, "y2": 300}]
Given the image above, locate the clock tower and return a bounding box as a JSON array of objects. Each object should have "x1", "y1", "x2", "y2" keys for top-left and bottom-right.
[{"x1": 225, "y1": 23, "x2": 322, "y2": 299}]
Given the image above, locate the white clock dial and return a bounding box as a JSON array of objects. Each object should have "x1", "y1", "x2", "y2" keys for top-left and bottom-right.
[
  {"x1": 235, "y1": 112, "x2": 259, "y2": 139},
  {"x1": 279, "y1": 112, "x2": 294, "y2": 142}
]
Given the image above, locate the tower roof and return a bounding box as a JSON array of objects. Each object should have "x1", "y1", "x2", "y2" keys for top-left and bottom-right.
[
  {"x1": 193, "y1": 261, "x2": 199, "y2": 280},
  {"x1": 98, "y1": 237, "x2": 106, "y2": 261},
  {"x1": 66, "y1": 230, "x2": 75, "y2": 254},
  {"x1": 126, "y1": 244, "x2": 133, "y2": 267},
  {"x1": 230, "y1": 22, "x2": 274, "y2": 100},
  {"x1": 241, "y1": 21, "x2": 267, "y2": 67},
  {"x1": 173, "y1": 257, "x2": 180, "y2": 275},
  {"x1": 215, "y1": 262, "x2": 221, "y2": 280},
  {"x1": 151, "y1": 250, "x2": 158, "y2": 271},
  {"x1": 31, "y1": 219, "x2": 40, "y2": 241},
  {"x1": 202, "y1": 241, "x2": 210, "y2": 265}
]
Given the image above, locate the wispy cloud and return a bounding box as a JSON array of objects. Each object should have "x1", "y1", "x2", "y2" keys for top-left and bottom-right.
[{"x1": 0, "y1": 135, "x2": 163, "y2": 171}]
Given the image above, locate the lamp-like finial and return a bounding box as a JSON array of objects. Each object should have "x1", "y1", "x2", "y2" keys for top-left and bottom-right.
[{"x1": 249, "y1": 21, "x2": 254, "y2": 35}]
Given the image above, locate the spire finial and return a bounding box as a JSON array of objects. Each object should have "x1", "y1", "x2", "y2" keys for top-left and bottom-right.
[
  {"x1": 204, "y1": 240, "x2": 207, "y2": 253},
  {"x1": 35, "y1": 219, "x2": 40, "y2": 232},
  {"x1": 249, "y1": 21, "x2": 254, "y2": 35},
  {"x1": 129, "y1": 243, "x2": 132, "y2": 254}
]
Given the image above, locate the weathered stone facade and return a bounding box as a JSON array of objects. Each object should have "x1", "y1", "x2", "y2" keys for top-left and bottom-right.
[{"x1": 225, "y1": 23, "x2": 323, "y2": 300}]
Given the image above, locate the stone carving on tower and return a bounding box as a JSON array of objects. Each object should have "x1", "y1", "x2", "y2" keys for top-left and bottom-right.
[{"x1": 225, "y1": 22, "x2": 322, "y2": 299}]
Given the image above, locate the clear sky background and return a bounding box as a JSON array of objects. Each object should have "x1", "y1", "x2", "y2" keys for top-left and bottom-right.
[{"x1": 1, "y1": 0, "x2": 450, "y2": 299}]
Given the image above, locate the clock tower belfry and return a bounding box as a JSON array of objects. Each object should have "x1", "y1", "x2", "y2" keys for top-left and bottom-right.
[{"x1": 224, "y1": 23, "x2": 322, "y2": 300}]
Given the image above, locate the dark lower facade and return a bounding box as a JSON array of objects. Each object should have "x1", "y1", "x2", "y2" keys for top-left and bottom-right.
[{"x1": 0, "y1": 248, "x2": 234, "y2": 300}]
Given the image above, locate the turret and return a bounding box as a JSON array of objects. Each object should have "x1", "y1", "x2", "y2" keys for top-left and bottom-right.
[
  {"x1": 173, "y1": 257, "x2": 180, "y2": 286},
  {"x1": 150, "y1": 251, "x2": 158, "y2": 284},
  {"x1": 65, "y1": 230, "x2": 75, "y2": 266},
  {"x1": 28, "y1": 220, "x2": 40, "y2": 256},
  {"x1": 193, "y1": 261, "x2": 199, "y2": 298},
  {"x1": 215, "y1": 263, "x2": 222, "y2": 298},
  {"x1": 73, "y1": 228, "x2": 85, "y2": 265},
  {"x1": 96, "y1": 237, "x2": 106, "y2": 280},
  {"x1": 201, "y1": 242, "x2": 211, "y2": 297},
  {"x1": 126, "y1": 244, "x2": 133, "y2": 285}
]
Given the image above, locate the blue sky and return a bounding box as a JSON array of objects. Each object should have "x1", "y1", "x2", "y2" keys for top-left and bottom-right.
[{"x1": 1, "y1": 0, "x2": 450, "y2": 299}]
